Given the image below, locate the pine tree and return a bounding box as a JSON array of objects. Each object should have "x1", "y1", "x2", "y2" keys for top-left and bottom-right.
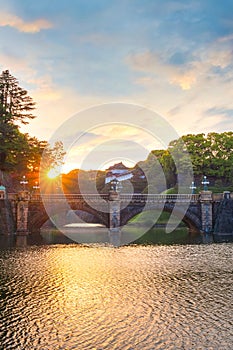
[
  {"x1": 0, "y1": 70, "x2": 36, "y2": 173},
  {"x1": 0, "y1": 70, "x2": 36, "y2": 124}
]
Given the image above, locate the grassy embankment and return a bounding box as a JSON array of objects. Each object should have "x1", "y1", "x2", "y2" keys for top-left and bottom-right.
[{"x1": 125, "y1": 210, "x2": 189, "y2": 245}]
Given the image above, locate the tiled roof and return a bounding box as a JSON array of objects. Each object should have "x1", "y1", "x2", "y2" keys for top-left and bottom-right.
[{"x1": 107, "y1": 162, "x2": 128, "y2": 170}]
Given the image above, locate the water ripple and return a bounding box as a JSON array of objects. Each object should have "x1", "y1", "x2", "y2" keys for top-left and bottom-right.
[{"x1": 0, "y1": 243, "x2": 232, "y2": 349}]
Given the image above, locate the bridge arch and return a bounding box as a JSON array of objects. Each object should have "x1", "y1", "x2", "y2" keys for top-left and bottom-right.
[
  {"x1": 28, "y1": 202, "x2": 108, "y2": 232},
  {"x1": 120, "y1": 204, "x2": 201, "y2": 233}
]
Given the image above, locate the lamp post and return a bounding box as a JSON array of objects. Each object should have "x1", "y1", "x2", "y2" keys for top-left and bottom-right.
[
  {"x1": 20, "y1": 175, "x2": 28, "y2": 190},
  {"x1": 117, "y1": 181, "x2": 122, "y2": 193},
  {"x1": 202, "y1": 175, "x2": 209, "y2": 191},
  {"x1": 190, "y1": 181, "x2": 196, "y2": 194},
  {"x1": 111, "y1": 178, "x2": 123, "y2": 193},
  {"x1": 111, "y1": 178, "x2": 119, "y2": 192},
  {"x1": 33, "y1": 181, "x2": 40, "y2": 191}
]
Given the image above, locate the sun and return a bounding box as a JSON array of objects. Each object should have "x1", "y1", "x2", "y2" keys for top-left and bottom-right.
[{"x1": 47, "y1": 168, "x2": 60, "y2": 179}]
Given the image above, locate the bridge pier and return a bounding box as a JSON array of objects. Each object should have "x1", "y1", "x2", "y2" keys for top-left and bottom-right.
[
  {"x1": 108, "y1": 190, "x2": 121, "y2": 245},
  {"x1": 200, "y1": 191, "x2": 213, "y2": 234},
  {"x1": 16, "y1": 191, "x2": 30, "y2": 236},
  {"x1": 108, "y1": 190, "x2": 121, "y2": 229}
]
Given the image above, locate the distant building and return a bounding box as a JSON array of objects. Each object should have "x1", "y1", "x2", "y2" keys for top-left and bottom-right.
[{"x1": 105, "y1": 162, "x2": 133, "y2": 184}]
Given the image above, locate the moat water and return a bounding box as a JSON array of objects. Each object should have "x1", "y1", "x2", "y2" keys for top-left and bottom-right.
[{"x1": 0, "y1": 230, "x2": 232, "y2": 349}]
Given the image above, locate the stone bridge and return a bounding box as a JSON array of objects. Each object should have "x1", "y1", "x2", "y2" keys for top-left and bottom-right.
[{"x1": 5, "y1": 190, "x2": 226, "y2": 236}]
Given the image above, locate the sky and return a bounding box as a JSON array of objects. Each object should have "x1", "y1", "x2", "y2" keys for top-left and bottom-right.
[{"x1": 0, "y1": 0, "x2": 233, "y2": 172}]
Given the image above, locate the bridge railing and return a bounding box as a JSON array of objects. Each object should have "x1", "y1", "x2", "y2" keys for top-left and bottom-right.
[
  {"x1": 6, "y1": 192, "x2": 229, "y2": 203},
  {"x1": 120, "y1": 193, "x2": 200, "y2": 203},
  {"x1": 212, "y1": 193, "x2": 224, "y2": 201},
  {"x1": 7, "y1": 193, "x2": 18, "y2": 200},
  {"x1": 30, "y1": 193, "x2": 109, "y2": 202},
  {"x1": 30, "y1": 193, "x2": 200, "y2": 202}
]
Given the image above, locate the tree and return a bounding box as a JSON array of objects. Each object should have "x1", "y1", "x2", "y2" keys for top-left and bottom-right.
[
  {"x1": 159, "y1": 150, "x2": 177, "y2": 188},
  {"x1": 39, "y1": 141, "x2": 66, "y2": 193},
  {"x1": 136, "y1": 132, "x2": 233, "y2": 192},
  {"x1": 0, "y1": 70, "x2": 36, "y2": 174},
  {"x1": 179, "y1": 132, "x2": 233, "y2": 186},
  {"x1": 40, "y1": 141, "x2": 66, "y2": 171},
  {"x1": 0, "y1": 70, "x2": 67, "y2": 191},
  {"x1": 206, "y1": 132, "x2": 233, "y2": 183},
  {"x1": 0, "y1": 70, "x2": 36, "y2": 124},
  {"x1": 181, "y1": 134, "x2": 211, "y2": 175},
  {"x1": 0, "y1": 122, "x2": 22, "y2": 170},
  {"x1": 13, "y1": 135, "x2": 47, "y2": 186}
]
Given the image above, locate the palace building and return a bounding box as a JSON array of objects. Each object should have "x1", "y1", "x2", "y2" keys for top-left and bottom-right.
[{"x1": 105, "y1": 162, "x2": 133, "y2": 184}]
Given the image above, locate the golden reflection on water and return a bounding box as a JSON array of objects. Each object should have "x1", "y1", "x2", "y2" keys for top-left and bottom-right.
[
  {"x1": 0, "y1": 244, "x2": 232, "y2": 349},
  {"x1": 54, "y1": 248, "x2": 109, "y2": 312}
]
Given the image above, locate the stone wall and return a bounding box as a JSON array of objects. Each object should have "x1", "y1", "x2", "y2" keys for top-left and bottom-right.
[
  {"x1": 0, "y1": 200, "x2": 15, "y2": 235},
  {"x1": 214, "y1": 198, "x2": 233, "y2": 233}
]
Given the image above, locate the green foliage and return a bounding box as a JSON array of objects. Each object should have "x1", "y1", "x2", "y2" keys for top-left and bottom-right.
[
  {"x1": 138, "y1": 132, "x2": 233, "y2": 192},
  {"x1": 181, "y1": 132, "x2": 233, "y2": 184},
  {"x1": 129, "y1": 210, "x2": 171, "y2": 225},
  {"x1": 0, "y1": 70, "x2": 65, "y2": 190},
  {"x1": 62, "y1": 169, "x2": 106, "y2": 194},
  {"x1": 158, "y1": 150, "x2": 177, "y2": 188},
  {"x1": 162, "y1": 187, "x2": 178, "y2": 194},
  {"x1": 0, "y1": 122, "x2": 26, "y2": 170},
  {"x1": 180, "y1": 134, "x2": 209, "y2": 175},
  {"x1": 0, "y1": 70, "x2": 36, "y2": 123},
  {"x1": 0, "y1": 70, "x2": 36, "y2": 174},
  {"x1": 41, "y1": 141, "x2": 66, "y2": 172},
  {"x1": 137, "y1": 152, "x2": 168, "y2": 192}
]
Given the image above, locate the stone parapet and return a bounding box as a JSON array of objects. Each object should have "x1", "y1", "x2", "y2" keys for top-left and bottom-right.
[
  {"x1": 200, "y1": 190, "x2": 212, "y2": 201},
  {"x1": 17, "y1": 190, "x2": 30, "y2": 201},
  {"x1": 109, "y1": 190, "x2": 120, "y2": 201}
]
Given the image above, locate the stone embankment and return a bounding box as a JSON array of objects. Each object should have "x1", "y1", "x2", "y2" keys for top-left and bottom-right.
[{"x1": 214, "y1": 192, "x2": 233, "y2": 242}]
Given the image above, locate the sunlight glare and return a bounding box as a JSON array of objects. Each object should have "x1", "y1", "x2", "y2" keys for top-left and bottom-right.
[{"x1": 47, "y1": 168, "x2": 60, "y2": 179}]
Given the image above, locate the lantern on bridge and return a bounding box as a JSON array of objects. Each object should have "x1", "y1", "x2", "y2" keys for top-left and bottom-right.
[
  {"x1": 0, "y1": 185, "x2": 6, "y2": 199},
  {"x1": 202, "y1": 176, "x2": 209, "y2": 191}
]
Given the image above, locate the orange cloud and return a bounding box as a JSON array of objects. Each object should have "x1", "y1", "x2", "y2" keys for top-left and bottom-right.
[
  {"x1": 0, "y1": 12, "x2": 52, "y2": 33},
  {"x1": 29, "y1": 76, "x2": 62, "y2": 102},
  {"x1": 170, "y1": 72, "x2": 197, "y2": 90},
  {"x1": 127, "y1": 42, "x2": 233, "y2": 92},
  {"x1": 127, "y1": 51, "x2": 197, "y2": 90}
]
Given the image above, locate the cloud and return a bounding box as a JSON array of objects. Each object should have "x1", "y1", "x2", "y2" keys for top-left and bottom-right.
[
  {"x1": 20, "y1": 88, "x2": 109, "y2": 142},
  {"x1": 127, "y1": 39, "x2": 233, "y2": 91},
  {"x1": 218, "y1": 33, "x2": 233, "y2": 43},
  {"x1": 0, "y1": 11, "x2": 52, "y2": 33},
  {"x1": 0, "y1": 55, "x2": 61, "y2": 102},
  {"x1": 29, "y1": 76, "x2": 62, "y2": 102},
  {"x1": 1, "y1": 0, "x2": 232, "y2": 172},
  {"x1": 206, "y1": 46, "x2": 233, "y2": 69},
  {"x1": 0, "y1": 53, "x2": 36, "y2": 79},
  {"x1": 170, "y1": 71, "x2": 197, "y2": 90},
  {"x1": 127, "y1": 50, "x2": 198, "y2": 90},
  {"x1": 205, "y1": 107, "x2": 233, "y2": 117}
]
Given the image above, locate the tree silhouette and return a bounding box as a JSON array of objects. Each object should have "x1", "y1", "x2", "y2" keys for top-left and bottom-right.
[
  {"x1": 0, "y1": 70, "x2": 36, "y2": 176},
  {"x1": 0, "y1": 70, "x2": 36, "y2": 124}
]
